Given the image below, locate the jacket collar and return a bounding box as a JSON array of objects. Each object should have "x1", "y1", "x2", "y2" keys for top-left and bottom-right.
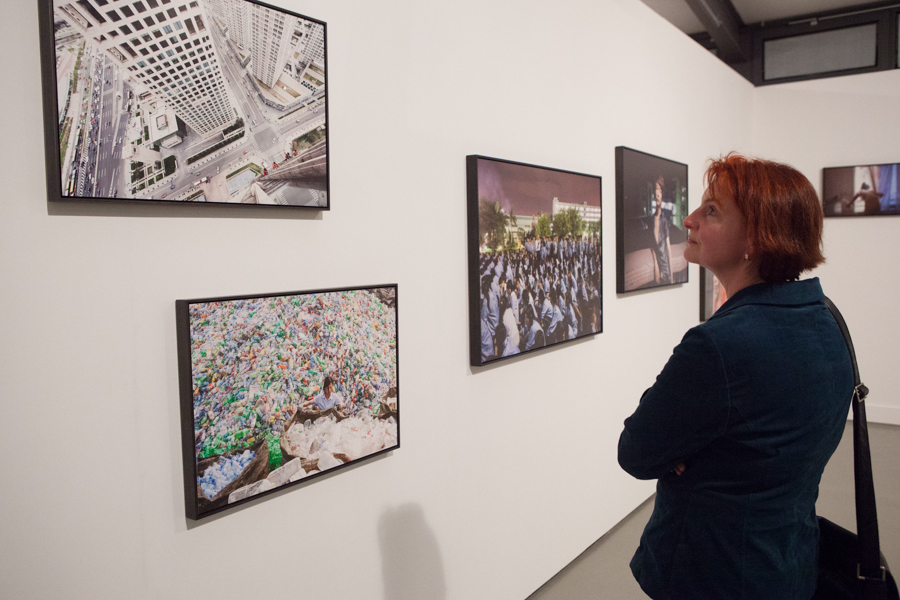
[{"x1": 711, "y1": 277, "x2": 824, "y2": 318}]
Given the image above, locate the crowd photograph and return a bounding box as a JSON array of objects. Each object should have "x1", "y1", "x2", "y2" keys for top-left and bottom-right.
[{"x1": 468, "y1": 156, "x2": 602, "y2": 365}]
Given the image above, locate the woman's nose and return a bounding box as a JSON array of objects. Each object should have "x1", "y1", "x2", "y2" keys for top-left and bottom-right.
[{"x1": 683, "y1": 210, "x2": 697, "y2": 229}]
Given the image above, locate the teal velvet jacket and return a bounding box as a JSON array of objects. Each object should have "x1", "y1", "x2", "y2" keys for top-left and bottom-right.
[{"x1": 618, "y1": 278, "x2": 853, "y2": 600}]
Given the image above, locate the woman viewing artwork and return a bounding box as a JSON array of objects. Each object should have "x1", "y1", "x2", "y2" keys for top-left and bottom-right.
[{"x1": 618, "y1": 154, "x2": 854, "y2": 599}]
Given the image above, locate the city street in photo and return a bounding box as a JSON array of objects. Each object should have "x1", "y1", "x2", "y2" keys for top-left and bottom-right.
[{"x1": 49, "y1": 0, "x2": 327, "y2": 207}]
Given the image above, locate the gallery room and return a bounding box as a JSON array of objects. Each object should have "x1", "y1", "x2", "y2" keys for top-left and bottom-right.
[{"x1": 1, "y1": 0, "x2": 898, "y2": 598}]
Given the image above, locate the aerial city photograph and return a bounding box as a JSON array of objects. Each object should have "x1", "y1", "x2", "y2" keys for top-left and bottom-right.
[{"x1": 51, "y1": 0, "x2": 327, "y2": 206}]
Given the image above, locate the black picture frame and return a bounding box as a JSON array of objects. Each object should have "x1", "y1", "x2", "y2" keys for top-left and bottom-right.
[
  {"x1": 38, "y1": 0, "x2": 329, "y2": 209},
  {"x1": 699, "y1": 266, "x2": 727, "y2": 322},
  {"x1": 822, "y1": 163, "x2": 900, "y2": 217},
  {"x1": 466, "y1": 155, "x2": 603, "y2": 367},
  {"x1": 176, "y1": 284, "x2": 399, "y2": 520},
  {"x1": 615, "y1": 146, "x2": 689, "y2": 293}
]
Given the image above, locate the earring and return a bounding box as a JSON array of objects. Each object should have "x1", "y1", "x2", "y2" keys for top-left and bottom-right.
[{"x1": 744, "y1": 253, "x2": 749, "y2": 261}]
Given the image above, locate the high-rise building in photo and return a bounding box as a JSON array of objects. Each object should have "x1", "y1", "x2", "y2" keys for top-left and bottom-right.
[
  {"x1": 219, "y1": 0, "x2": 248, "y2": 50},
  {"x1": 299, "y1": 21, "x2": 324, "y2": 65},
  {"x1": 248, "y1": 2, "x2": 295, "y2": 89},
  {"x1": 203, "y1": 0, "x2": 222, "y2": 19},
  {"x1": 53, "y1": 0, "x2": 235, "y2": 135}
]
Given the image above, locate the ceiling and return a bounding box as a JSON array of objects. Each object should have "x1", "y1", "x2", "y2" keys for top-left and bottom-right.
[{"x1": 639, "y1": 0, "x2": 886, "y2": 35}]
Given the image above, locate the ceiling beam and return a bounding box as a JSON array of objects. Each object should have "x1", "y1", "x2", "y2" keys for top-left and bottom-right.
[{"x1": 684, "y1": 0, "x2": 746, "y2": 62}]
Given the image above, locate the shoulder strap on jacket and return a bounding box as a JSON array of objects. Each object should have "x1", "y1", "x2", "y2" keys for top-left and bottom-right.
[{"x1": 822, "y1": 296, "x2": 884, "y2": 583}]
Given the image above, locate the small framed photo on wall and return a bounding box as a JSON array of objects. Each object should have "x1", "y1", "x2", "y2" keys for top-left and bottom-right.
[
  {"x1": 822, "y1": 163, "x2": 899, "y2": 217},
  {"x1": 615, "y1": 147, "x2": 689, "y2": 293}
]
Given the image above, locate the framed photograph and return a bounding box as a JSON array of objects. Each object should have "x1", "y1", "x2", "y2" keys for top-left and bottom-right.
[
  {"x1": 176, "y1": 285, "x2": 398, "y2": 519},
  {"x1": 822, "y1": 163, "x2": 899, "y2": 217},
  {"x1": 466, "y1": 155, "x2": 603, "y2": 367},
  {"x1": 699, "y1": 266, "x2": 727, "y2": 322},
  {"x1": 615, "y1": 147, "x2": 689, "y2": 293},
  {"x1": 38, "y1": 0, "x2": 328, "y2": 208}
]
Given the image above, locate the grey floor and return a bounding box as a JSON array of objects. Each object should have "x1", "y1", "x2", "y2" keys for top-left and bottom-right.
[{"x1": 527, "y1": 422, "x2": 900, "y2": 599}]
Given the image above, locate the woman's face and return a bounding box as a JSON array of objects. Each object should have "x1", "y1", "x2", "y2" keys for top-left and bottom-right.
[
  {"x1": 683, "y1": 181, "x2": 749, "y2": 275},
  {"x1": 655, "y1": 182, "x2": 663, "y2": 203}
]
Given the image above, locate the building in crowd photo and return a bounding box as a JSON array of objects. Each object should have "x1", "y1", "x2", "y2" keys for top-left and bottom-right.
[
  {"x1": 467, "y1": 156, "x2": 603, "y2": 366},
  {"x1": 51, "y1": 0, "x2": 327, "y2": 206}
]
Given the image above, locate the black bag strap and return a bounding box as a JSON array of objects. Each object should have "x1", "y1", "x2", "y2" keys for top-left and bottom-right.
[{"x1": 823, "y1": 296, "x2": 885, "y2": 583}]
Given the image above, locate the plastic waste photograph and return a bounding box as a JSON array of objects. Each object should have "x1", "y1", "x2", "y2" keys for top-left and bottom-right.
[{"x1": 176, "y1": 284, "x2": 398, "y2": 519}]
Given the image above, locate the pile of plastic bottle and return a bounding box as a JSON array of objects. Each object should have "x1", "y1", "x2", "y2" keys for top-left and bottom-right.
[
  {"x1": 284, "y1": 413, "x2": 398, "y2": 465},
  {"x1": 198, "y1": 450, "x2": 255, "y2": 499},
  {"x1": 189, "y1": 289, "x2": 398, "y2": 467}
]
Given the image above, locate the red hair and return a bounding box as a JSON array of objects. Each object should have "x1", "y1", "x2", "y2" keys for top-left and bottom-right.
[{"x1": 705, "y1": 154, "x2": 824, "y2": 282}]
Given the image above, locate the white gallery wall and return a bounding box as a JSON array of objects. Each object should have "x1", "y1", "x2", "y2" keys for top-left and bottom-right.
[
  {"x1": 752, "y1": 70, "x2": 900, "y2": 425},
  {"x1": 0, "y1": 0, "x2": 896, "y2": 599}
]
